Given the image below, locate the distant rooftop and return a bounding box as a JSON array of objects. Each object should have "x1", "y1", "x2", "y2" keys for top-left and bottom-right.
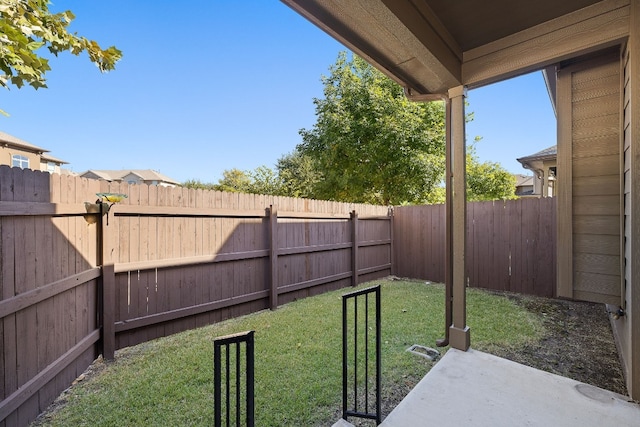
[
  {"x1": 0, "y1": 130, "x2": 68, "y2": 164},
  {"x1": 81, "y1": 169, "x2": 180, "y2": 185},
  {"x1": 517, "y1": 145, "x2": 557, "y2": 164}
]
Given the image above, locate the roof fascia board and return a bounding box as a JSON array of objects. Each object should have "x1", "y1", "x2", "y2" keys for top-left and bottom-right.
[
  {"x1": 381, "y1": 0, "x2": 462, "y2": 77},
  {"x1": 281, "y1": 0, "x2": 460, "y2": 95},
  {"x1": 462, "y1": 0, "x2": 630, "y2": 89}
]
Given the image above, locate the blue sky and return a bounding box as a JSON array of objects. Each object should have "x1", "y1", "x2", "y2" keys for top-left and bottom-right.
[{"x1": 1, "y1": 1, "x2": 556, "y2": 183}]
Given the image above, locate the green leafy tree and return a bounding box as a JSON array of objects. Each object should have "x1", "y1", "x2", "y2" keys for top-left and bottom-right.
[
  {"x1": 467, "y1": 146, "x2": 517, "y2": 201},
  {"x1": 212, "y1": 168, "x2": 253, "y2": 193},
  {"x1": 276, "y1": 150, "x2": 319, "y2": 198},
  {"x1": 298, "y1": 52, "x2": 446, "y2": 205},
  {"x1": 0, "y1": 0, "x2": 122, "y2": 113},
  {"x1": 182, "y1": 179, "x2": 216, "y2": 190},
  {"x1": 185, "y1": 52, "x2": 516, "y2": 203},
  {"x1": 248, "y1": 165, "x2": 283, "y2": 195}
]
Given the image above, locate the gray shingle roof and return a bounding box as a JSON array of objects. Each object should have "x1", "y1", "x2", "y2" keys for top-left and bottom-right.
[
  {"x1": 516, "y1": 145, "x2": 557, "y2": 163},
  {"x1": 80, "y1": 169, "x2": 180, "y2": 185}
]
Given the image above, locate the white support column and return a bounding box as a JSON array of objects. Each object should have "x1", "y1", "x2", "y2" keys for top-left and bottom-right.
[
  {"x1": 541, "y1": 168, "x2": 549, "y2": 198},
  {"x1": 448, "y1": 85, "x2": 470, "y2": 350}
]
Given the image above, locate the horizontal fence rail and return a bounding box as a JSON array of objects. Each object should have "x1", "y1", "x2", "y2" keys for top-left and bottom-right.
[
  {"x1": 394, "y1": 198, "x2": 557, "y2": 297},
  {"x1": 1, "y1": 166, "x2": 558, "y2": 427},
  {"x1": 0, "y1": 167, "x2": 391, "y2": 427}
]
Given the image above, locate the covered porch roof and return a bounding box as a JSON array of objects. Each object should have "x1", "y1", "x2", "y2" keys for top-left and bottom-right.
[{"x1": 281, "y1": 0, "x2": 628, "y2": 98}]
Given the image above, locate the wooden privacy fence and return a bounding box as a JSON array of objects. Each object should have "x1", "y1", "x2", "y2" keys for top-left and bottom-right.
[
  {"x1": 0, "y1": 167, "x2": 391, "y2": 427},
  {"x1": 1, "y1": 166, "x2": 556, "y2": 427},
  {"x1": 394, "y1": 197, "x2": 557, "y2": 297},
  {"x1": 104, "y1": 202, "x2": 393, "y2": 356}
]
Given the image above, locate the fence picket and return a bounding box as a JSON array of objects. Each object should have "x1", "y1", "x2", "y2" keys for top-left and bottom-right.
[
  {"x1": 393, "y1": 198, "x2": 556, "y2": 297},
  {"x1": 2, "y1": 172, "x2": 557, "y2": 427}
]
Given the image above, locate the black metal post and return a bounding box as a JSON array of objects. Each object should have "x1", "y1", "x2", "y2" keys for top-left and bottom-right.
[
  {"x1": 341, "y1": 285, "x2": 382, "y2": 424},
  {"x1": 213, "y1": 331, "x2": 255, "y2": 427}
]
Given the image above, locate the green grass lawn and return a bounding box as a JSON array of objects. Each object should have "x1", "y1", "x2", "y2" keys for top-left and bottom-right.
[{"x1": 33, "y1": 279, "x2": 543, "y2": 426}]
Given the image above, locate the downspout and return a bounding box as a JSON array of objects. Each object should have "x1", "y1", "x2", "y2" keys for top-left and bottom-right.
[{"x1": 404, "y1": 88, "x2": 452, "y2": 347}]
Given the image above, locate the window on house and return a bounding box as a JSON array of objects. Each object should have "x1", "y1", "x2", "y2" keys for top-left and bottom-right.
[
  {"x1": 12, "y1": 155, "x2": 29, "y2": 169},
  {"x1": 127, "y1": 180, "x2": 137, "y2": 185},
  {"x1": 47, "y1": 162, "x2": 56, "y2": 173}
]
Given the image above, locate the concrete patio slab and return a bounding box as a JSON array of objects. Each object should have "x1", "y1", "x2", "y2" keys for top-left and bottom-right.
[{"x1": 381, "y1": 348, "x2": 640, "y2": 426}]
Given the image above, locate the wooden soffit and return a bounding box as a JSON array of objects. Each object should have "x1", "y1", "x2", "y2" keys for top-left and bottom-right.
[{"x1": 282, "y1": 0, "x2": 630, "y2": 98}]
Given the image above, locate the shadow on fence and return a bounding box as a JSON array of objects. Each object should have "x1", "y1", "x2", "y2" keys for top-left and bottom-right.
[{"x1": 1, "y1": 168, "x2": 391, "y2": 427}]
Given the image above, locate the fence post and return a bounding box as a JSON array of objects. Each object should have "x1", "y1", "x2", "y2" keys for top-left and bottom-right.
[
  {"x1": 268, "y1": 205, "x2": 278, "y2": 309},
  {"x1": 101, "y1": 264, "x2": 116, "y2": 360},
  {"x1": 97, "y1": 199, "x2": 117, "y2": 360},
  {"x1": 351, "y1": 210, "x2": 358, "y2": 287},
  {"x1": 388, "y1": 207, "x2": 395, "y2": 276}
]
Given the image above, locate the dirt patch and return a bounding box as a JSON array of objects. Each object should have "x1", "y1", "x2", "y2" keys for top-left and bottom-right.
[{"x1": 478, "y1": 291, "x2": 627, "y2": 396}]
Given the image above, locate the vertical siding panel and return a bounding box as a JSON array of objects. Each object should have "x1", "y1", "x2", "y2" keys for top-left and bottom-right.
[
  {"x1": 35, "y1": 172, "x2": 57, "y2": 410},
  {"x1": 438, "y1": 204, "x2": 446, "y2": 282},
  {"x1": 0, "y1": 167, "x2": 17, "y2": 420},
  {"x1": 72, "y1": 176, "x2": 90, "y2": 374},
  {"x1": 508, "y1": 199, "x2": 523, "y2": 293},
  {"x1": 194, "y1": 189, "x2": 207, "y2": 328},
  {"x1": 483, "y1": 201, "x2": 494, "y2": 288},
  {"x1": 34, "y1": 173, "x2": 56, "y2": 409},
  {"x1": 466, "y1": 202, "x2": 476, "y2": 287},
  {"x1": 136, "y1": 184, "x2": 150, "y2": 344},
  {"x1": 426, "y1": 206, "x2": 436, "y2": 280},
  {"x1": 145, "y1": 185, "x2": 161, "y2": 340},
  {"x1": 14, "y1": 170, "x2": 38, "y2": 421},
  {"x1": 182, "y1": 188, "x2": 196, "y2": 332},
  {"x1": 495, "y1": 201, "x2": 509, "y2": 291},
  {"x1": 168, "y1": 186, "x2": 184, "y2": 335},
  {"x1": 128, "y1": 184, "x2": 142, "y2": 345},
  {"x1": 154, "y1": 185, "x2": 168, "y2": 338}
]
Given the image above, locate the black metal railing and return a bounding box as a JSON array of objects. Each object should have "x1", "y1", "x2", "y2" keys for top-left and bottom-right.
[
  {"x1": 213, "y1": 331, "x2": 255, "y2": 427},
  {"x1": 342, "y1": 285, "x2": 382, "y2": 424}
]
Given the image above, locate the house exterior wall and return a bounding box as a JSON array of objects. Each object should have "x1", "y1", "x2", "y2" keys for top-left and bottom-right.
[
  {"x1": 121, "y1": 173, "x2": 144, "y2": 185},
  {"x1": 557, "y1": 50, "x2": 622, "y2": 306},
  {"x1": 0, "y1": 145, "x2": 40, "y2": 170},
  {"x1": 611, "y1": 0, "x2": 640, "y2": 399},
  {"x1": 38, "y1": 160, "x2": 62, "y2": 174}
]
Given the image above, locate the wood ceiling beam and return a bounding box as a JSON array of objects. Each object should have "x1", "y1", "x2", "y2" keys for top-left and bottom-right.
[
  {"x1": 462, "y1": 0, "x2": 630, "y2": 89},
  {"x1": 381, "y1": 0, "x2": 462, "y2": 81},
  {"x1": 281, "y1": 0, "x2": 460, "y2": 95}
]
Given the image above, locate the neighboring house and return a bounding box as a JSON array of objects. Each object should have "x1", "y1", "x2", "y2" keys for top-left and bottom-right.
[
  {"x1": 0, "y1": 130, "x2": 68, "y2": 174},
  {"x1": 514, "y1": 174, "x2": 535, "y2": 196},
  {"x1": 80, "y1": 169, "x2": 180, "y2": 187},
  {"x1": 516, "y1": 145, "x2": 557, "y2": 197},
  {"x1": 284, "y1": 0, "x2": 640, "y2": 401}
]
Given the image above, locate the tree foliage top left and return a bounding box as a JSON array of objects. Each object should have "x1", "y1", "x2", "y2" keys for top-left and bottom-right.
[{"x1": 0, "y1": 0, "x2": 121, "y2": 96}]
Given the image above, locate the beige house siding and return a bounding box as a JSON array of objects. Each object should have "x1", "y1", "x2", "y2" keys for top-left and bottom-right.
[
  {"x1": 613, "y1": 3, "x2": 640, "y2": 399},
  {"x1": 0, "y1": 145, "x2": 40, "y2": 170},
  {"x1": 557, "y1": 51, "x2": 622, "y2": 305},
  {"x1": 0, "y1": 131, "x2": 67, "y2": 173}
]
